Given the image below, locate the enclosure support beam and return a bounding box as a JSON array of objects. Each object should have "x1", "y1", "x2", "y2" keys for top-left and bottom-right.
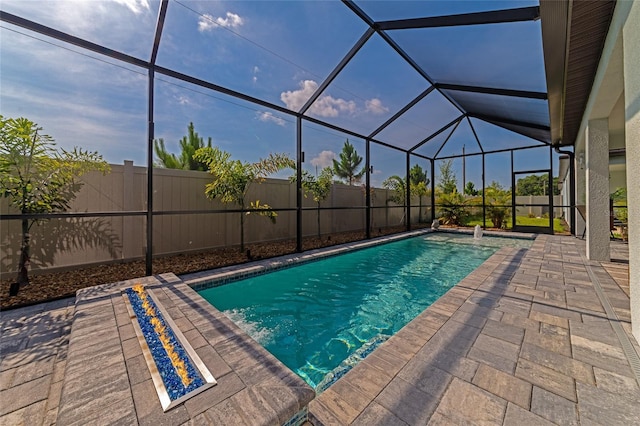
[
  {"x1": 366, "y1": 140, "x2": 371, "y2": 239},
  {"x1": 430, "y1": 159, "x2": 436, "y2": 222},
  {"x1": 377, "y1": 6, "x2": 540, "y2": 30},
  {"x1": 555, "y1": 146, "x2": 576, "y2": 235},
  {"x1": 146, "y1": 69, "x2": 154, "y2": 276},
  {"x1": 433, "y1": 120, "x2": 462, "y2": 159},
  {"x1": 470, "y1": 113, "x2": 551, "y2": 144},
  {"x1": 145, "y1": 0, "x2": 169, "y2": 276},
  {"x1": 296, "y1": 118, "x2": 303, "y2": 253},
  {"x1": 0, "y1": 11, "x2": 149, "y2": 69},
  {"x1": 341, "y1": 0, "x2": 466, "y2": 115},
  {"x1": 299, "y1": 27, "x2": 375, "y2": 115},
  {"x1": 369, "y1": 86, "x2": 435, "y2": 140},
  {"x1": 585, "y1": 118, "x2": 610, "y2": 261},
  {"x1": 406, "y1": 153, "x2": 411, "y2": 232},
  {"x1": 511, "y1": 151, "x2": 516, "y2": 230},
  {"x1": 409, "y1": 116, "x2": 463, "y2": 153},
  {"x1": 436, "y1": 83, "x2": 547, "y2": 100},
  {"x1": 482, "y1": 153, "x2": 486, "y2": 228},
  {"x1": 549, "y1": 145, "x2": 555, "y2": 233},
  {"x1": 467, "y1": 116, "x2": 485, "y2": 154}
]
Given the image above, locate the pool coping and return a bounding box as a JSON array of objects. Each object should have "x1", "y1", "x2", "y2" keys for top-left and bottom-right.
[
  {"x1": 307, "y1": 243, "x2": 529, "y2": 425},
  {"x1": 306, "y1": 235, "x2": 640, "y2": 425},
  {"x1": 55, "y1": 228, "x2": 536, "y2": 425}
]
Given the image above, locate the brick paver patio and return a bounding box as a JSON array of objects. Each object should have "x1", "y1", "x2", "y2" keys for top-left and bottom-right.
[
  {"x1": 1, "y1": 233, "x2": 638, "y2": 425},
  {"x1": 310, "y1": 235, "x2": 640, "y2": 425}
]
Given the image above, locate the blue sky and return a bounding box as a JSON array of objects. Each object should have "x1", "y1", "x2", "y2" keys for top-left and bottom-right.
[{"x1": 0, "y1": 0, "x2": 559, "y2": 189}]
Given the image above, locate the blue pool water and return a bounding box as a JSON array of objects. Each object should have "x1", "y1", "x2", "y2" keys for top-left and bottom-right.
[{"x1": 198, "y1": 233, "x2": 531, "y2": 388}]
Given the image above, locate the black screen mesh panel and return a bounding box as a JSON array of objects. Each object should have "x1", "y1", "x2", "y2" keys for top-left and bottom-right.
[
  {"x1": 470, "y1": 118, "x2": 549, "y2": 151},
  {"x1": 305, "y1": 33, "x2": 427, "y2": 137},
  {"x1": 376, "y1": 90, "x2": 462, "y2": 150},
  {"x1": 156, "y1": 0, "x2": 367, "y2": 108},
  {"x1": 436, "y1": 119, "x2": 483, "y2": 159},
  {"x1": 388, "y1": 20, "x2": 546, "y2": 92},
  {"x1": 412, "y1": 123, "x2": 457, "y2": 158},
  {"x1": 443, "y1": 89, "x2": 550, "y2": 129},
  {"x1": 356, "y1": 0, "x2": 539, "y2": 23}
]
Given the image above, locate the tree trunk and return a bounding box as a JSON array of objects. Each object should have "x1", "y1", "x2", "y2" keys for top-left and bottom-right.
[
  {"x1": 240, "y1": 210, "x2": 245, "y2": 253},
  {"x1": 17, "y1": 218, "x2": 30, "y2": 286},
  {"x1": 317, "y1": 201, "x2": 321, "y2": 239}
]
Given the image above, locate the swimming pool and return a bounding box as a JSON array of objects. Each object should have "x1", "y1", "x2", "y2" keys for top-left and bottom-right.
[{"x1": 198, "y1": 233, "x2": 531, "y2": 389}]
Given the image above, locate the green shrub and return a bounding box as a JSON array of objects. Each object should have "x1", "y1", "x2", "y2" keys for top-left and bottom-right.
[{"x1": 437, "y1": 192, "x2": 468, "y2": 225}]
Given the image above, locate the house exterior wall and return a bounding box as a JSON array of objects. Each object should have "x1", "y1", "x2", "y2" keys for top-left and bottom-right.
[{"x1": 622, "y1": 0, "x2": 640, "y2": 341}]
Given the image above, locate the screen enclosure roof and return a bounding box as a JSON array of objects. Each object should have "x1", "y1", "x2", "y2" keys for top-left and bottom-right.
[{"x1": 0, "y1": 0, "x2": 616, "y2": 156}]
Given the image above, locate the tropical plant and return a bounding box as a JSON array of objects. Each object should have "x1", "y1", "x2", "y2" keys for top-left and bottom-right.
[
  {"x1": 611, "y1": 187, "x2": 628, "y2": 239},
  {"x1": 437, "y1": 191, "x2": 468, "y2": 225},
  {"x1": 194, "y1": 147, "x2": 294, "y2": 252},
  {"x1": 437, "y1": 159, "x2": 457, "y2": 194},
  {"x1": 0, "y1": 116, "x2": 110, "y2": 288},
  {"x1": 485, "y1": 181, "x2": 512, "y2": 228},
  {"x1": 382, "y1": 175, "x2": 406, "y2": 205},
  {"x1": 383, "y1": 175, "x2": 407, "y2": 225},
  {"x1": 154, "y1": 122, "x2": 212, "y2": 171},
  {"x1": 410, "y1": 164, "x2": 430, "y2": 222},
  {"x1": 291, "y1": 167, "x2": 333, "y2": 238},
  {"x1": 333, "y1": 139, "x2": 365, "y2": 185}
]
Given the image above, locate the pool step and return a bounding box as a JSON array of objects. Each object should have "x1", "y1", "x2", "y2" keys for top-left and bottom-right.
[{"x1": 315, "y1": 334, "x2": 390, "y2": 393}]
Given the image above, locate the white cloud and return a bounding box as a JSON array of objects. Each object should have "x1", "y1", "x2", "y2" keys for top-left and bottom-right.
[
  {"x1": 365, "y1": 98, "x2": 389, "y2": 115},
  {"x1": 280, "y1": 80, "x2": 356, "y2": 117},
  {"x1": 112, "y1": 0, "x2": 150, "y2": 14},
  {"x1": 252, "y1": 66, "x2": 260, "y2": 84},
  {"x1": 280, "y1": 80, "x2": 316, "y2": 111},
  {"x1": 177, "y1": 95, "x2": 191, "y2": 106},
  {"x1": 310, "y1": 150, "x2": 336, "y2": 168},
  {"x1": 2, "y1": 0, "x2": 155, "y2": 58},
  {"x1": 256, "y1": 111, "x2": 285, "y2": 126},
  {"x1": 199, "y1": 12, "x2": 244, "y2": 32},
  {"x1": 198, "y1": 14, "x2": 216, "y2": 32}
]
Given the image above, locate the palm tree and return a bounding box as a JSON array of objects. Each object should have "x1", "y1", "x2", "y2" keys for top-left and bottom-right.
[
  {"x1": 292, "y1": 167, "x2": 333, "y2": 238},
  {"x1": 437, "y1": 191, "x2": 468, "y2": 225},
  {"x1": 383, "y1": 175, "x2": 407, "y2": 224},
  {"x1": 410, "y1": 164, "x2": 430, "y2": 222},
  {"x1": 333, "y1": 139, "x2": 365, "y2": 185},
  {"x1": 194, "y1": 147, "x2": 295, "y2": 252}
]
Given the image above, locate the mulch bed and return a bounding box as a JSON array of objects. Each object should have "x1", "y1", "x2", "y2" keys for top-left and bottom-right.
[{"x1": 1, "y1": 226, "x2": 421, "y2": 311}]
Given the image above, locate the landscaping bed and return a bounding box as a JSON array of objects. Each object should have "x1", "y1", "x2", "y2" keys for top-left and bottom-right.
[{"x1": 1, "y1": 226, "x2": 418, "y2": 310}]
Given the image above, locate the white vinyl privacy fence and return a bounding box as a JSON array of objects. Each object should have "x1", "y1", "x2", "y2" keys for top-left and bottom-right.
[{"x1": 0, "y1": 161, "x2": 409, "y2": 276}]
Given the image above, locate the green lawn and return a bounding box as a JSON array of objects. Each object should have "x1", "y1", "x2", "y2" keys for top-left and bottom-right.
[{"x1": 463, "y1": 216, "x2": 567, "y2": 233}]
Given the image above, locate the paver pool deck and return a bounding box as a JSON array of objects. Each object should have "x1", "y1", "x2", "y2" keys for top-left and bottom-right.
[{"x1": 1, "y1": 233, "x2": 639, "y2": 425}]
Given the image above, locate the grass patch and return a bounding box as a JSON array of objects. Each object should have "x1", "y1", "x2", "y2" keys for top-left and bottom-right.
[{"x1": 463, "y1": 215, "x2": 567, "y2": 233}]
